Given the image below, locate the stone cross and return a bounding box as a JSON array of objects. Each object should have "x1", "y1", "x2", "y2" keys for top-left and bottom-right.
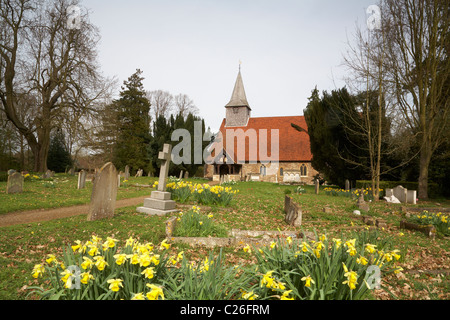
[{"x1": 157, "y1": 144, "x2": 172, "y2": 192}]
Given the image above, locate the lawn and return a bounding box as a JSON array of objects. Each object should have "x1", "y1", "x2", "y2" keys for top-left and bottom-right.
[{"x1": 0, "y1": 176, "x2": 448, "y2": 300}]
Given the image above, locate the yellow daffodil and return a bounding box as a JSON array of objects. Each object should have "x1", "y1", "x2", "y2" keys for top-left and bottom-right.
[
  {"x1": 159, "y1": 239, "x2": 170, "y2": 250},
  {"x1": 141, "y1": 267, "x2": 155, "y2": 279},
  {"x1": 81, "y1": 257, "x2": 94, "y2": 270},
  {"x1": 126, "y1": 237, "x2": 135, "y2": 247},
  {"x1": 280, "y1": 290, "x2": 294, "y2": 300},
  {"x1": 301, "y1": 275, "x2": 314, "y2": 287},
  {"x1": 114, "y1": 253, "x2": 128, "y2": 265},
  {"x1": 241, "y1": 290, "x2": 258, "y2": 300},
  {"x1": 332, "y1": 238, "x2": 342, "y2": 249},
  {"x1": 60, "y1": 269, "x2": 74, "y2": 289},
  {"x1": 46, "y1": 254, "x2": 57, "y2": 265},
  {"x1": 146, "y1": 284, "x2": 165, "y2": 300},
  {"x1": 94, "y1": 256, "x2": 108, "y2": 271},
  {"x1": 131, "y1": 293, "x2": 146, "y2": 300},
  {"x1": 391, "y1": 250, "x2": 401, "y2": 261},
  {"x1": 356, "y1": 255, "x2": 368, "y2": 265},
  {"x1": 365, "y1": 243, "x2": 377, "y2": 254},
  {"x1": 342, "y1": 263, "x2": 358, "y2": 290},
  {"x1": 286, "y1": 236, "x2": 292, "y2": 245},
  {"x1": 128, "y1": 253, "x2": 140, "y2": 265},
  {"x1": 269, "y1": 241, "x2": 276, "y2": 249},
  {"x1": 261, "y1": 270, "x2": 275, "y2": 288},
  {"x1": 80, "y1": 272, "x2": 94, "y2": 285},
  {"x1": 107, "y1": 278, "x2": 123, "y2": 292},
  {"x1": 71, "y1": 240, "x2": 83, "y2": 253},
  {"x1": 301, "y1": 242, "x2": 310, "y2": 252},
  {"x1": 243, "y1": 244, "x2": 252, "y2": 253},
  {"x1": 32, "y1": 264, "x2": 45, "y2": 278},
  {"x1": 394, "y1": 267, "x2": 404, "y2": 274}
]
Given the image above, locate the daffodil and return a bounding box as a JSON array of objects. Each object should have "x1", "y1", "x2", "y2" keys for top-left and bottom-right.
[
  {"x1": 342, "y1": 263, "x2": 358, "y2": 290},
  {"x1": 141, "y1": 267, "x2": 155, "y2": 279},
  {"x1": 131, "y1": 293, "x2": 146, "y2": 300},
  {"x1": 80, "y1": 272, "x2": 94, "y2": 285},
  {"x1": 280, "y1": 290, "x2": 294, "y2": 300},
  {"x1": 269, "y1": 241, "x2": 276, "y2": 249},
  {"x1": 286, "y1": 236, "x2": 292, "y2": 245},
  {"x1": 107, "y1": 278, "x2": 123, "y2": 292},
  {"x1": 114, "y1": 253, "x2": 128, "y2": 265},
  {"x1": 126, "y1": 237, "x2": 135, "y2": 247},
  {"x1": 32, "y1": 264, "x2": 45, "y2": 278},
  {"x1": 301, "y1": 242, "x2": 310, "y2": 252},
  {"x1": 81, "y1": 257, "x2": 94, "y2": 270},
  {"x1": 394, "y1": 267, "x2": 404, "y2": 274},
  {"x1": 332, "y1": 238, "x2": 342, "y2": 249},
  {"x1": 159, "y1": 239, "x2": 170, "y2": 250},
  {"x1": 301, "y1": 275, "x2": 314, "y2": 288},
  {"x1": 60, "y1": 269, "x2": 74, "y2": 289},
  {"x1": 243, "y1": 244, "x2": 252, "y2": 253},
  {"x1": 71, "y1": 240, "x2": 83, "y2": 253},
  {"x1": 241, "y1": 290, "x2": 258, "y2": 300},
  {"x1": 261, "y1": 270, "x2": 275, "y2": 288},
  {"x1": 46, "y1": 254, "x2": 57, "y2": 265},
  {"x1": 356, "y1": 255, "x2": 368, "y2": 265},
  {"x1": 146, "y1": 284, "x2": 164, "y2": 300},
  {"x1": 94, "y1": 256, "x2": 108, "y2": 271},
  {"x1": 365, "y1": 243, "x2": 377, "y2": 254}
]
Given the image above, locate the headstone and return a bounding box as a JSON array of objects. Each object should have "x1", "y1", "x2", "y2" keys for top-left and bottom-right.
[
  {"x1": 68, "y1": 167, "x2": 75, "y2": 176},
  {"x1": 77, "y1": 170, "x2": 87, "y2": 189},
  {"x1": 345, "y1": 179, "x2": 350, "y2": 191},
  {"x1": 284, "y1": 195, "x2": 302, "y2": 227},
  {"x1": 392, "y1": 185, "x2": 407, "y2": 203},
  {"x1": 7, "y1": 169, "x2": 16, "y2": 176},
  {"x1": 6, "y1": 172, "x2": 23, "y2": 194},
  {"x1": 184, "y1": 171, "x2": 189, "y2": 179},
  {"x1": 357, "y1": 188, "x2": 369, "y2": 212},
  {"x1": 294, "y1": 173, "x2": 300, "y2": 182},
  {"x1": 136, "y1": 144, "x2": 177, "y2": 216},
  {"x1": 118, "y1": 174, "x2": 121, "y2": 187},
  {"x1": 323, "y1": 207, "x2": 332, "y2": 214},
  {"x1": 124, "y1": 165, "x2": 130, "y2": 180},
  {"x1": 406, "y1": 190, "x2": 417, "y2": 204},
  {"x1": 87, "y1": 162, "x2": 118, "y2": 221},
  {"x1": 353, "y1": 210, "x2": 361, "y2": 215},
  {"x1": 43, "y1": 170, "x2": 52, "y2": 179},
  {"x1": 315, "y1": 179, "x2": 319, "y2": 195},
  {"x1": 179, "y1": 170, "x2": 184, "y2": 179}
]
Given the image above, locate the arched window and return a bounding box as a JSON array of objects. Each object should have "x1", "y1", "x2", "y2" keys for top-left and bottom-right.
[
  {"x1": 300, "y1": 164, "x2": 307, "y2": 177},
  {"x1": 260, "y1": 165, "x2": 266, "y2": 176},
  {"x1": 280, "y1": 167, "x2": 283, "y2": 176}
]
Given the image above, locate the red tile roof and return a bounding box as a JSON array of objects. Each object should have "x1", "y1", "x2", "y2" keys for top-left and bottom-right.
[{"x1": 215, "y1": 116, "x2": 312, "y2": 163}]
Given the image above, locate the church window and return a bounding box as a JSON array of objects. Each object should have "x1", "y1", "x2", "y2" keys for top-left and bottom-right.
[
  {"x1": 300, "y1": 164, "x2": 307, "y2": 177},
  {"x1": 280, "y1": 167, "x2": 283, "y2": 176},
  {"x1": 260, "y1": 165, "x2": 266, "y2": 176}
]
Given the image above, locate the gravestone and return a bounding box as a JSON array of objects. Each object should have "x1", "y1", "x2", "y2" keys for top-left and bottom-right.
[
  {"x1": 315, "y1": 179, "x2": 319, "y2": 194},
  {"x1": 357, "y1": 188, "x2": 369, "y2": 212},
  {"x1": 68, "y1": 167, "x2": 75, "y2": 176},
  {"x1": 124, "y1": 165, "x2": 130, "y2": 180},
  {"x1": 7, "y1": 172, "x2": 23, "y2": 194},
  {"x1": 77, "y1": 170, "x2": 87, "y2": 189},
  {"x1": 345, "y1": 179, "x2": 350, "y2": 191},
  {"x1": 406, "y1": 190, "x2": 417, "y2": 205},
  {"x1": 7, "y1": 169, "x2": 16, "y2": 176},
  {"x1": 284, "y1": 195, "x2": 302, "y2": 227},
  {"x1": 184, "y1": 171, "x2": 189, "y2": 179},
  {"x1": 43, "y1": 170, "x2": 53, "y2": 179},
  {"x1": 393, "y1": 185, "x2": 407, "y2": 203},
  {"x1": 135, "y1": 169, "x2": 143, "y2": 177},
  {"x1": 117, "y1": 174, "x2": 121, "y2": 187},
  {"x1": 87, "y1": 162, "x2": 118, "y2": 221},
  {"x1": 294, "y1": 173, "x2": 300, "y2": 182},
  {"x1": 179, "y1": 170, "x2": 184, "y2": 179},
  {"x1": 137, "y1": 144, "x2": 177, "y2": 216}
]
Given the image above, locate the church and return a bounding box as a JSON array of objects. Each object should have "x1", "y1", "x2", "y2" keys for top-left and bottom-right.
[{"x1": 204, "y1": 70, "x2": 318, "y2": 184}]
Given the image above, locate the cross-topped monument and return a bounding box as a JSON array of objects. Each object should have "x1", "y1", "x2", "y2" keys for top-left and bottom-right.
[
  {"x1": 136, "y1": 143, "x2": 178, "y2": 216},
  {"x1": 157, "y1": 144, "x2": 171, "y2": 192}
]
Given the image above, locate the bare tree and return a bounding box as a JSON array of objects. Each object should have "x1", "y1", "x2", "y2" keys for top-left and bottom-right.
[
  {"x1": 146, "y1": 89, "x2": 173, "y2": 120},
  {"x1": 382, "y1": 0, "x2": 449, "y2": 199},
  {"x1": 173, "y1": 93, "x2": 198, "y2": 118},
  {"x1": 0, "y1": 0, "x2": 107, "y2": 172}
]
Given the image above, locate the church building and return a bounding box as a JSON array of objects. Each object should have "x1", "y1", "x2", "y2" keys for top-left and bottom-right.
[{"x1": 204, "y1": 70, "x2": 318, "y2": 184}]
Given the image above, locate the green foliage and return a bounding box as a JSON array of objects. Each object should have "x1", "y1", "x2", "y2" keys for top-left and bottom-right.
[
  {"x1": 173, "y1": 207, "x2": 228, "y2": 238},
  {"x1": 408, "y1": 211, "x2": 450, "y2": 237},
  {"x1": 112, "y1": 69, "x2": 151, "y2": 174},
  {"x1": 47, "y1": 129, "x2": 72, "y2": 173}
]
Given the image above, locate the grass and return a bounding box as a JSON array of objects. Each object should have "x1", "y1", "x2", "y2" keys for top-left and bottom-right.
[{"x1": 0, "y1": 178, "x2": 449, "y2": 300}]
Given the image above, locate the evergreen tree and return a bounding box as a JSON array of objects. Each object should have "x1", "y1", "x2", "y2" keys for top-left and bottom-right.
[
  {"x1": 47, "y1": 129, "x2": 72, "y2": 173},
  {"x1": 112, "y1": 70, "x2": 151, "y2": 174}
]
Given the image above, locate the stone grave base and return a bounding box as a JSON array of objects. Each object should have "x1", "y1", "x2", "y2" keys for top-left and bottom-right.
[
  {"x1": 136, "y1": 191, "x2": 178, "y2": 216},
  {"x1": 400, "y1": 220, "x2": 436, "y2": 238},
  {"x1": 165, "y1": 216, "x2": 315, "y2": 248}
]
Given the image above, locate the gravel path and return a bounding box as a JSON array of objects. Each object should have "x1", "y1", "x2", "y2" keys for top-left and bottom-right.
[{"x1": 0, "y1": 196, "x2": 148, "y2": 227}]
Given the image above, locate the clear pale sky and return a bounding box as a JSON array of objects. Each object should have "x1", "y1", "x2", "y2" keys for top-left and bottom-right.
[{"x1": 86, "y1": 0, "x2": 377, "y2": 131}]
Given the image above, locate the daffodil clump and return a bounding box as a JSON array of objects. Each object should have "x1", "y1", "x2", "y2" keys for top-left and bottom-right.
[
  {"x1": 29, "y1": 235, "x2": 173, "y2": 300},
  {"x1": 173, "y1": 206, "x2": 228, "y2": 237},
  {"x1": 323, "y1": 187, "x2": 383, "y2": 201},
  {"x1": 408, "y1": 210, "x2": 450, "y2": 236},
  {"x1": 162, "y1": 181, "x2": 238, "y2": 206},
  {"x1": 242, "y1": 231, "x2": 402, "y2": 300}
]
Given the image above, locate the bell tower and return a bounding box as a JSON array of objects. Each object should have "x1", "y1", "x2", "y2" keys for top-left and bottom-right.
[{"x1": 225, "y1": 69, "x2": 251, "y2": 127}]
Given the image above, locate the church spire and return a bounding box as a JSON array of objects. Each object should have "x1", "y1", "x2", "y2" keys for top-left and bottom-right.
[{"x1": 225, "y1": 66, "x2": 251, "y2": 110}]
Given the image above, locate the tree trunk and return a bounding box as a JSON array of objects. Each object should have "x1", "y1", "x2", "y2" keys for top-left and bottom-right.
[{"x1": 418, "y1": 142, "x2": 432, "y2": 200}]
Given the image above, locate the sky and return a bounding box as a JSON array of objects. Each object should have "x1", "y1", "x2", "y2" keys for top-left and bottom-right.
[{"x1": 85, "y1": 0, "x2": 378, "y2": 132}]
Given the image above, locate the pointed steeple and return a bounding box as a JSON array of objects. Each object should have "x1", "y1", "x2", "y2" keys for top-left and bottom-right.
[{"x1": 225, "y1": 70, "x2": 251, "y2": 110}]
